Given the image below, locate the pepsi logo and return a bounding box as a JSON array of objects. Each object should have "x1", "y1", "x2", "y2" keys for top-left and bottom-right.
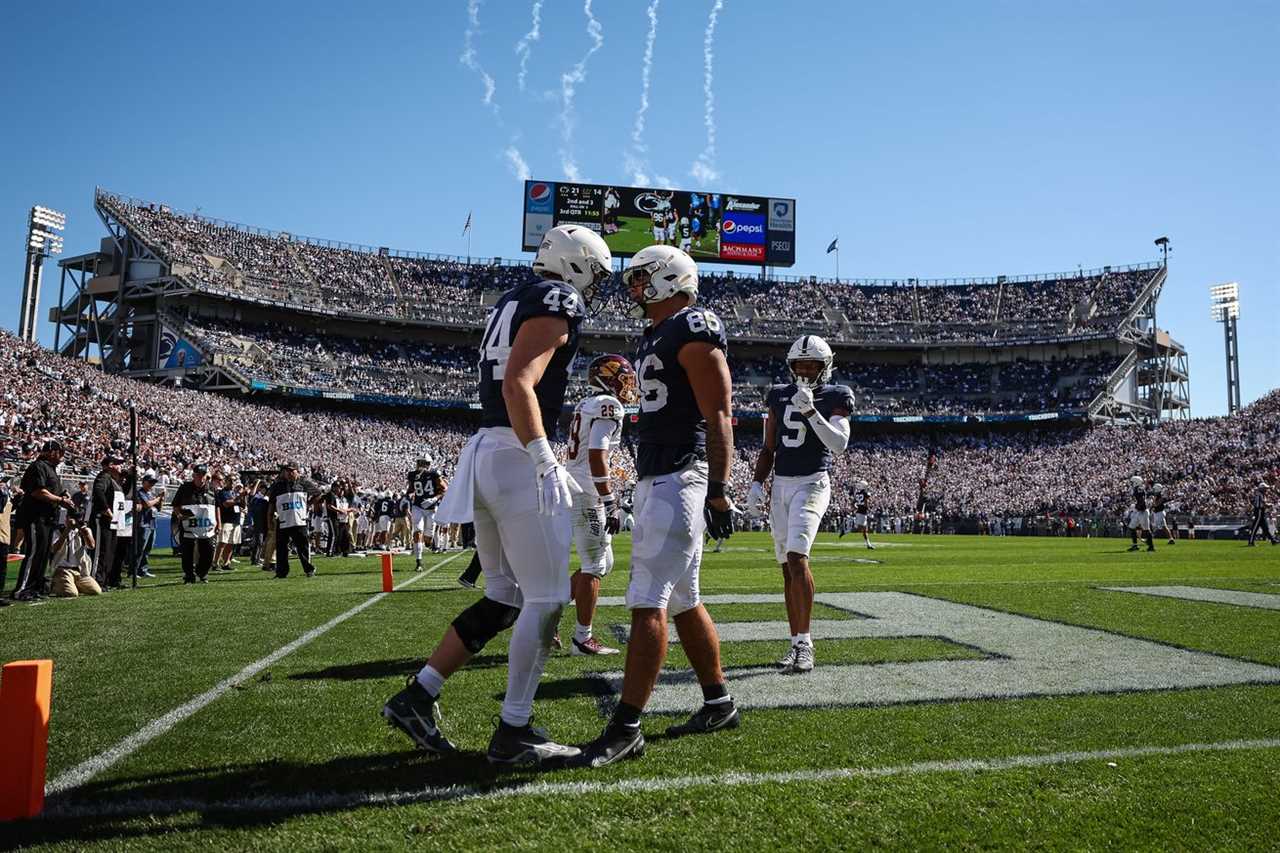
[
  {"x1": 723, "y1": 219, "x2": 736, "y2": 233},
  {"x1": 529, "y1": 182, "x2": 552, "y2": 201}
]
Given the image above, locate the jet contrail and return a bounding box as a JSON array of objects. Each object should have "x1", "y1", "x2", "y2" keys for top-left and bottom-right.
[
  {"x1": 690, "y1": 0, "x2": 725, "y2": 185},
  {"x1": 514, "y1": 0, "x2": 543, "y2": 93},
  {"x1": 505, "y1": 146, "x2": 532, "y2": 181},
  {"x1": 461, "y1": 0, "x2": 497, "y2": 113},
  {"x1": 625, "y1": 0, "x2": 661, "y2": 185},
  {"x1": 559, "y1": 0, "x2": 605, "y2": 182}
]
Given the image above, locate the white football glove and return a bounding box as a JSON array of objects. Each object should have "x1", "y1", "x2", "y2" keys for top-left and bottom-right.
[
  {"x1": 526, "y1": 437, "x2": 582, "y2": 516},
  {"x1": 746, "y1": 481, "x2": 766, "y2": 518},
  {"x1": 790, "y1": 385, "x2": 816, "y2": 414}
]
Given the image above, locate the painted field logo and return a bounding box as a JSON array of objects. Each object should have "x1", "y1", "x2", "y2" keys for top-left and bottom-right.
[{"x1": 596, "y1": 592, "x2": 1280, "y2": 713}]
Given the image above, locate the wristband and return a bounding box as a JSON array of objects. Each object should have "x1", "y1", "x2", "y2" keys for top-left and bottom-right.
[
  {"x1": 707, "y1": 481, "x2": 726, "y2": 500},
  {"x1": 524, "y1": 436, "x2": 557, "y2": 470}
]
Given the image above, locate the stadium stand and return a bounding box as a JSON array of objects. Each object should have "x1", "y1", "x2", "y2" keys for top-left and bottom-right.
[{"x1": 4, "y1": 329, "x2": 1277, "y2": 522}]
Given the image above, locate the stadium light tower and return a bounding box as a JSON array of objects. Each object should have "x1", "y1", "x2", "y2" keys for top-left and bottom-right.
[
  {"x1": 19, "y1": 205, "x2": 67, "y2": 342},
  {"x1": 1209, "y1": 282, "x2": 1241, "y2": 414}
]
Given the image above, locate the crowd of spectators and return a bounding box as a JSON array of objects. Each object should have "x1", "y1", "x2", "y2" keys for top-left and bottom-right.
[
  {"x1": 98, "y1": 191, "x2": 1158, "y2": 344},
  {"x1": 5, "y1": 330, "x2": 1275, "y2": 530}
]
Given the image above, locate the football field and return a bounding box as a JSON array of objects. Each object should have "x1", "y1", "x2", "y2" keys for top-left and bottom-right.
[
  {"x1": 604, "y1": 215, "x2": 721, "y2": 260},
  {"x1": 3, "y1": 533, "x2": 1279, "y2": 850}
]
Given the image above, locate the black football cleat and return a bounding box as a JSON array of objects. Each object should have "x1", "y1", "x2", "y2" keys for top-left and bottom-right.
[
  {"x1": 382, "y1": 677, "x2": 456, "y2": 754},
  {"x1": 486, "y1": 719, "x2": 580, "y2": 767},
  {"x1": 576, "y1": 724, "x2": 645, "y2": 768},
  {"x1": 666, "y1": 702, "x2": 740, "y2": 738}
]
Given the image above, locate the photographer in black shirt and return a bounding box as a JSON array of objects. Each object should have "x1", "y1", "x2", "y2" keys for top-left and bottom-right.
[{"x1": 12, "y1": 440, "x2": 76, "y2": 601}]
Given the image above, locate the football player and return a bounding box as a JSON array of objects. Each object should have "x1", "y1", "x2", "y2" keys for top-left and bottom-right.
[
  {"x1": 382, "y1": 225, "x2": 612, "y2": 765},
  {"x1": 1127, "y1": 475, "x2": 1155, "y2": 552},
  {"x1": 564, "y1": 353, "x2": 638, "y2": 655},
  {"x1": 678, "y1": 216, "x2": 692, "y2": 254},
  {"x1": 408, "y1": 455, "x2": 447, "y2": 570},
  {"x1": 1150, "y1": 484, "x2": 1175, "y2": 545},
  {"x1": 650, "y1": 206, "x2": 667, "y2": 246},
  {"x1": 851, "y1": 480, "x2": 874, "y2": 549},
  {"x1": 746, "y1": 335, "x2": 853, "y2": 674},
  {"x1": 580, "y1": 244, "x2": 738, "y2": 768},
  {"x1": 665, "y1": 207, "x2": 678, "y2": 246}
]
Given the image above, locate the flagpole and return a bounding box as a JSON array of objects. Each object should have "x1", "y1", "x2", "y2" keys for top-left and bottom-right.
[{"x1": 836, "y1": 246, "x2": 839, "y2": 281}]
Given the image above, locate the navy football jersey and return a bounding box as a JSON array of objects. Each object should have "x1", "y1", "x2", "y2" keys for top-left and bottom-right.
[
  {"x1": 767, "y1": 383, "x2": 855, "y2": 477},
  {"x1": 375, "y1": 496, "x2": 393, "y2": 517},
  {"x1": 407, "y1": 469, "x2": 443, "y2": 508},
  {"x1": 634, "y1": 306, "x2": 728, "y2": 477},
  {"x1": 1132, "y1": 487, "x2": 1147, "y2": 511},
  {"x1": 478, "y1": 279, "x2": 584, "y2": 438},
  {"x1": 854, "y1": 488, "x2": 870, "y2": 514},
  {"x1": 1151, "y1": 495, "x2": 1165, "y2": 512}
]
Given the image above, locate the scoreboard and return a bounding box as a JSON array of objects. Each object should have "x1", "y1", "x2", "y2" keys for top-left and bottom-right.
[{"x1": 522, "y1": 180, "x2": 796, "y2": 268}]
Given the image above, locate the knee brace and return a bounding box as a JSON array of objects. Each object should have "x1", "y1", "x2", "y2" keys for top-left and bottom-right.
[{"x1": 452, "y1": 596, "x2": 521, "y2": 653}]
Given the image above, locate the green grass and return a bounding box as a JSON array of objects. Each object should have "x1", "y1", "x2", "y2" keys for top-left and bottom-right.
[
  {"x1": 602, "y1": 215, "x2": 721, "y2": 259},
  {"x1": 2, "y1": 534, "x2": 1278, "y2": 850}
]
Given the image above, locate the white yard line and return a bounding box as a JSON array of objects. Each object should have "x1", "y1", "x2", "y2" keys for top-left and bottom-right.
[
  {"x1": 42, "y1": 736, "x2": 1280, "y2": 819},
  {"x1": 45, "y1": 551, "x2": 465, "y2": 796}
]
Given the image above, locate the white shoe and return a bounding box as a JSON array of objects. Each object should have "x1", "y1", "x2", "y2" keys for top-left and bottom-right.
[
  {"x1": 866, "y1": 542, "x2": 875, "y2": 550},
  {"x1": 791, "y1": 640, "x2": 815, "y2": 673},
  {"x1": 777, "y1": 644, "x2": 798, "y2": 670}
]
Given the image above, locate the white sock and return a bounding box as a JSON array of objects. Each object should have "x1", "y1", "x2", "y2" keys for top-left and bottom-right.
[
  {"x1": 415, "y1": 664, "x2": 445, "y2": 696},
  {"x1": 797, "y1": 632, "x2": 812, "y2": 647},
  {"x1": 574, "y1": 622, "x2": 592, "y2": 643},
  {"x1": 414, "y1": 542, "x2": 423, "y2": 560},
  {"x1": 500, "y1": 601, "x2": 561, "y2": 727},
  {"x1": 791, "y1": 634, "x2": 800, "y2": 646}
]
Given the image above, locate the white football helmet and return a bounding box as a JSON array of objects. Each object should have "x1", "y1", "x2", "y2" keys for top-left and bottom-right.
[
  {"x1": 857, "y1": 480, "x2": 869, "y2": 491},
  {"x1": 416, "y1": 454, "x2": 433, "y2": 470},
  {"x1": 1130, "y1": 476, "x2": 1144, "y2": 487},
  {"x1": 787, "y1": 335, "x2": 834, "y2": 386},
  {"x1": 1153, "y1": 483, "x2": 1164, "y2": 495},
  {"x1": 622, "y1": 245, "x2": 699, "y2": 318},
  {"x1": 532, "y1": 224, "x2": 613, "y2": 307}
]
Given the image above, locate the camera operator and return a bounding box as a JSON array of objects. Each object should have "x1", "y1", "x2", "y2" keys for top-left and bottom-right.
[
  {"x1": 106, "y1": 464, "x2": 137, "y2": 589},
  {"x1": 12, "y1": 440, "x2": 76, "y2": 601}
]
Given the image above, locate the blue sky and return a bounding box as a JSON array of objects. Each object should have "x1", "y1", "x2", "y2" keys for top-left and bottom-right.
[{"x1": 1, "y1": 0, "x2": 1275, "y2": 415}]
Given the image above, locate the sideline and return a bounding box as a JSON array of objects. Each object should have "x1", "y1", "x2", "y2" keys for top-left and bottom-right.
[
  {"x1": 43, "y1": 736, "x2": 1280, "y2": 818},
  {"x1": 46, "y1": 550, "x2": 466, "y2": 795}
]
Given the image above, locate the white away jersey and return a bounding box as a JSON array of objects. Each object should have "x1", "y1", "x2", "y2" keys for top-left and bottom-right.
[{"x1": 566, "y1": 393, "x2": 624, "y2": 492}]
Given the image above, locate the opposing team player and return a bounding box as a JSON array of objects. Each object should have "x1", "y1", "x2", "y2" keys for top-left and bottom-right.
[
  {"x1": 746, "y1": 335, "x2": 853, "y2": 674},
  {"x1": 407, "y1": 455, "x2": 447, "y2": 570},
  {"x1": 580, "y1": 244, "x2": 738, "y2": 768},
  {"x1": 1127, "y1": 475, "x2": 1155, "y2": 552},
  {"x1": 1150, "y1": 484, "x2": 1175, "y2": 545},
  {"x1": 851, "y1": 479, "x2": 874, "y2": 549},
  {"x1": 382, "y1": 225, "x2": 611, "y2": 765},
  {"x1": 564, "y1": 354, "x2": 639, "y2": 655}
]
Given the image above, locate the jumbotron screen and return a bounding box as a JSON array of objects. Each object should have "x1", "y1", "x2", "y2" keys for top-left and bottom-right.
[{"x1": 521, "y1": 180, "x2": 796, "y2": 267}]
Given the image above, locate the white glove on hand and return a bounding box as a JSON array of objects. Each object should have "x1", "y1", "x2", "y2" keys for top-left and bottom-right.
[
  {"x1": 526, "y1": 437, "x2": 582, "y2": 516},
  {"x1": 790, "y1": 385, "x2": 815, "y2": 414},
  {"x1": 746, "y1": 481, "x2": 766, "y2": 518}
]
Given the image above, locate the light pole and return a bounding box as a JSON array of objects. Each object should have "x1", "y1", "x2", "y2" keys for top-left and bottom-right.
[
  {"x1": 1209, "y1": 282, "x2": 1241, "y2": 415},
  {"x1": 19, "y1": 205, "x2": 66, "y2": 342}
]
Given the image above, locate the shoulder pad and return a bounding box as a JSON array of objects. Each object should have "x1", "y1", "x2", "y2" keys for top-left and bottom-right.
[
  {"x1": 524, "y1": 280, "x2": 585, "y2": 321},
  {"x1": 580, "y1": 394, "x2": 623, "y2": 419}
]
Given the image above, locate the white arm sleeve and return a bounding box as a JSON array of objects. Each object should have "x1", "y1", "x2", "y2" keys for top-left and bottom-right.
[
  {"x1": 587, "y1": 418, "x2": 618, "y2": 452},
  {"x1": 808, "y1": 413, "x2": 850, "y2": 454}
]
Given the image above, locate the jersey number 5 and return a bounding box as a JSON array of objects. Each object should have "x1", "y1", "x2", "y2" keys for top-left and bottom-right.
[{"x1": 780, "y1": 404, "x2": 807, "y2": 448}]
